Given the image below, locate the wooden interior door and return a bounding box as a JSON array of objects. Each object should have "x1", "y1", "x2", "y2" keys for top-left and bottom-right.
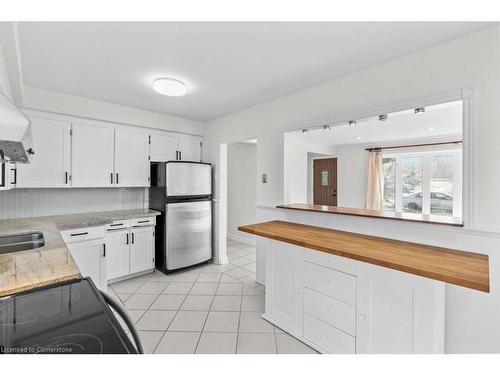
[{"x1": 313, "y1": 158, "x2": 337, "y2": 206}]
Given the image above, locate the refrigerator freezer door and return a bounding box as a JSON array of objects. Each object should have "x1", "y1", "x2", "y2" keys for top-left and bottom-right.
[
  {"x1": 166, "y1": 200, "x2": 212, "y2": 270},
  {"x1": 166, "y1": 162, "x2": 211, "y2": 197}
]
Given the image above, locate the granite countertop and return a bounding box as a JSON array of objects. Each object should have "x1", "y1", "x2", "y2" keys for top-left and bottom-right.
[{"x1": 0, "y1": 208, "x2": 160, "y2": 297}]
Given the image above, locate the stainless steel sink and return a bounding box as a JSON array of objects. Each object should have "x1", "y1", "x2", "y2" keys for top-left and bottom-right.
[{"x1": 0, "y1": 231, "x2": 45, "y2": 254}]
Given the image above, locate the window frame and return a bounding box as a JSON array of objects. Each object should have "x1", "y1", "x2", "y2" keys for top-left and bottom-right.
[{"x1": 383, "y1": 147, "x2": 462, "y2": 218}]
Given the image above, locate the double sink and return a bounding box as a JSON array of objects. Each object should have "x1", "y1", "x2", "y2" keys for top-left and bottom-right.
[{"x1": 0, "y1": 232, "x2": 45, "y2": 254}]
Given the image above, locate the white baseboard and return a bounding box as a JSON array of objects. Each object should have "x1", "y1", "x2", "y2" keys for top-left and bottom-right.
[{"x1": 227, "y1": 232, "x2": 257, "y2": 246}]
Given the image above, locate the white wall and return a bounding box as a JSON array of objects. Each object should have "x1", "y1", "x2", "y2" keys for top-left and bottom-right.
[
  {"x1": 0, "y1": 22, "x2": 23, "y2": 105},
  {"x1": 227, "y1": 142, "x2": 257, "y2": 244},
  {"x1": 335, "y1": 145, "x2": 368, "y2": 208},
  {"x1": 22, "y1": 86, "x2": 205, "y2": 136},
  {"x1": 204, "y1": 26, "x2": 500, "y2": 353},
  {"x1": 283, "y1": 138, "x2": 335, "y2": 203}
]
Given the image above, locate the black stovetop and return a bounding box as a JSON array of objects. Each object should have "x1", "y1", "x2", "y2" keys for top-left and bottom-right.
[{"x1": 0, "y1": 278, "x2": 136, "y2": 354}]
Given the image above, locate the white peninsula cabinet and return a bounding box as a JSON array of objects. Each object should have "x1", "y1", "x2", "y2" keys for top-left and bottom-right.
[
  {"x1": 16, "y1": 116, "x2": 71, "y2": 188},
  {"x1": 261, "y1": 238, "x2": 445, "y2": 354}
]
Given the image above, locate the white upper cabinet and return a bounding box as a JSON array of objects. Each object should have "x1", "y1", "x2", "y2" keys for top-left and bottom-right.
[
  {"x1": 72, "y1": 123, "x2": 115, "y2": 187},
  {"x1": 114, "y1": 130, "x2": 149, "y2": 187},
  {"x1": 16, "y1": 117, "x2": 71, "y2": 188},
  {"x1": 178, "y1": 134, "x2": 202, "y2": 162},
  {"x1": 12, "y1": 110, "x2": 201, "y2": 188},
  {"x1": 150, "y1": 133, "x2": 178, "y2": 162},
  {"x1": 150, "y1": 133, "x2": 202, "y2": 162}
]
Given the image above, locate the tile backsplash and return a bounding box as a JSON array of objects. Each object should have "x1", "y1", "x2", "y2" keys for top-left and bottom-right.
[{"x1": 0, "y1": 188, "x2": 148, "y2": 219}]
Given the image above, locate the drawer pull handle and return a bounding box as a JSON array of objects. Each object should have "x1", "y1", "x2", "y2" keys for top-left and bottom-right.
[
  {"x1": 70, "y1": 232, "x2": 88, "y2": 237},
  {"x1": 110, "y1": 223, "x2": 123, "y2": 227},
  {"x1": 137, "y1": 220, "x2": 149, "y2": 223}
]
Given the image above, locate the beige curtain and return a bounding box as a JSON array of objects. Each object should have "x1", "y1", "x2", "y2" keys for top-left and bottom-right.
[{"x1": 365, "y1": 149, "x2": 383, "y2": 210}]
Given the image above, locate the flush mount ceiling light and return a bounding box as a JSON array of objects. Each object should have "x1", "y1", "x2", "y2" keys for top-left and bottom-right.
[{"x1": 152, "y1": 78, "x2": 187, "y2": 96}]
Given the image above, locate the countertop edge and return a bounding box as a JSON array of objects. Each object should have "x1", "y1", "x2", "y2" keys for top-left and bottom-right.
[
  {"x1": 239, "y1": 220, "x2": 490, "y2": 293},
  {"x1": 276, "y1": 204, "x2": 464, "y2": 227}
]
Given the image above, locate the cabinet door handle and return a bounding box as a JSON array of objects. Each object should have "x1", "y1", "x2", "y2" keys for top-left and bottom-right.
[
  {"x1": 10, "y1": 168, "x2": 17, "y2": 185},
  {"x1": 110, "y1": 173, "x2": 114, "y2": 184},
  {"x1": 65, "y1": 172, "x2": 68, "y2": 184},
  {"x1": 137, "y1": 220, "x2": 149, "y2": 223},
  {"x1": 126, "y1": 233, "x2": 129, "y2": 245},
  {"x1": 103, "y1": 243, "x2": 106, "y2": 257},
  {"x1": 116, "y1": 173, "x2": 119, "y2": 184},
  {"x1": 175, "y1": 150, "x2": 179, "y2": 160},
  {"x1": 179, "y1": 151, "x2": 182, "y2": 160},
  {"x1": 131, "y1": 232, "x2": 135, "y2": 244},
  {"x1": 70, "y1": 231, "x2": 88, "y2": 237}
]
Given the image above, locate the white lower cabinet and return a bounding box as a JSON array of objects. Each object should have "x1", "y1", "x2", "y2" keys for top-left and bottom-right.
[
  {"x1": 129, "y1": 226, "x2": 154, "y2": 274},
  {"x1": 67, "y1": 240, "x2": 107, "y2": 291},
  {"x1": 355, "y1": 262, "x2": 445, "y2": 354},
  {"x1": 262, "y1": 240, "x2": 445, "y2": 354},
  {"x1": 105, "y1": 219, "x2": 156, "y2": 282},
  {"x1": 303, "y1": 314, "x2": 356, "y2": 354},
  {"x1": 61, "y1": 218, "x2": 155, "y2": 289},
  {"x1": 106, "y1": 229, "x2": 131, "y2": 280},
  {"x1": 264, "y1": 240, "x2": 303, "y2": 336}
]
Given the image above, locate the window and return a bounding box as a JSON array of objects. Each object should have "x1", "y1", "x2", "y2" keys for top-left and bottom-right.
[{"x1": 382, "y1": 148, "x2": 462, "y2": 218}]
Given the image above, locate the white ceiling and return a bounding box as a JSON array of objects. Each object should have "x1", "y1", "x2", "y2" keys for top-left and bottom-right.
[
  {"x1": 18, "y1": 22, "x2": 494, "y2": 122},
  {"x1": 287, "y1": 100, "x2": 463, "y2": 147}
]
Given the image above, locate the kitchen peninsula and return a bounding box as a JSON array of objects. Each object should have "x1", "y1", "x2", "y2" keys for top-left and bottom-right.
[{"x1": 239, "y1": 215, "x2": 489, "y2": 354}]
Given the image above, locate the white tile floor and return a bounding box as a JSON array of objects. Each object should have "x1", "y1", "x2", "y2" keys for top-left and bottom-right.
[{"x1": 108, "y1": 238, "x2": 317, "y2": 354}]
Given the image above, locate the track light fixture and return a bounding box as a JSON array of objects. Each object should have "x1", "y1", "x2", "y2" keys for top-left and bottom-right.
[
  {"x1": 323, "y1": 125, "x2": 331, "y2": 130},
  {"x1": 415, "y1": 107, "x2": 425, "y2": 114},
  {"x1": 379, "y1": 114, "x2": 388, "y2": 121},
  {"x1": 302, "y1": 129, "x2": 309, "y2": 134},
  {"x1": 348, "y1": 120, "x2": 357, "y2": 126}
]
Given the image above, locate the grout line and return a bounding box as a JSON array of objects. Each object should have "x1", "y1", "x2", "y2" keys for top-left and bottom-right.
[
  {"x1": 234, "y1": 277, "x2": 244, "y2": 354},
  {"x1": 193, "y1": 269, "x2": 222, "y2": 354}
]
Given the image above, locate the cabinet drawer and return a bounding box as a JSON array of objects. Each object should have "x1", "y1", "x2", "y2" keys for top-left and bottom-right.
[
  {"x1": 303, "y1": 314, "x2": 355, "y2": 354},
  {"x1": 304, "y1": 249, "x2": 357, "y2": 275},
  {"x1": 304, "y1": 262, "x2": 356, "y2": 305},
  {"x1": 60, "y1": 226, "x2": 105, "y2": 244},
  {"x1": 304, "y1": 288, "x2": 356, "y2": 336},
  {"x1": 105, "y1": 219, "x2": 130, "y2": 231},
  {"x1": 130, "y1": 217, "x2": 156, "y2": 227}
]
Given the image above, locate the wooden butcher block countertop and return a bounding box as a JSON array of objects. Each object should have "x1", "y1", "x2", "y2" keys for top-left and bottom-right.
[{"x1": 239, "y1": 220, "x2": 489, "y2": 293}]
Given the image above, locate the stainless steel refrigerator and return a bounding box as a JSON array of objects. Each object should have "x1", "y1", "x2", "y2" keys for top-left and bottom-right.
[{"x1": 150, "y1": 161, "x2": 212, "y2": 273}]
